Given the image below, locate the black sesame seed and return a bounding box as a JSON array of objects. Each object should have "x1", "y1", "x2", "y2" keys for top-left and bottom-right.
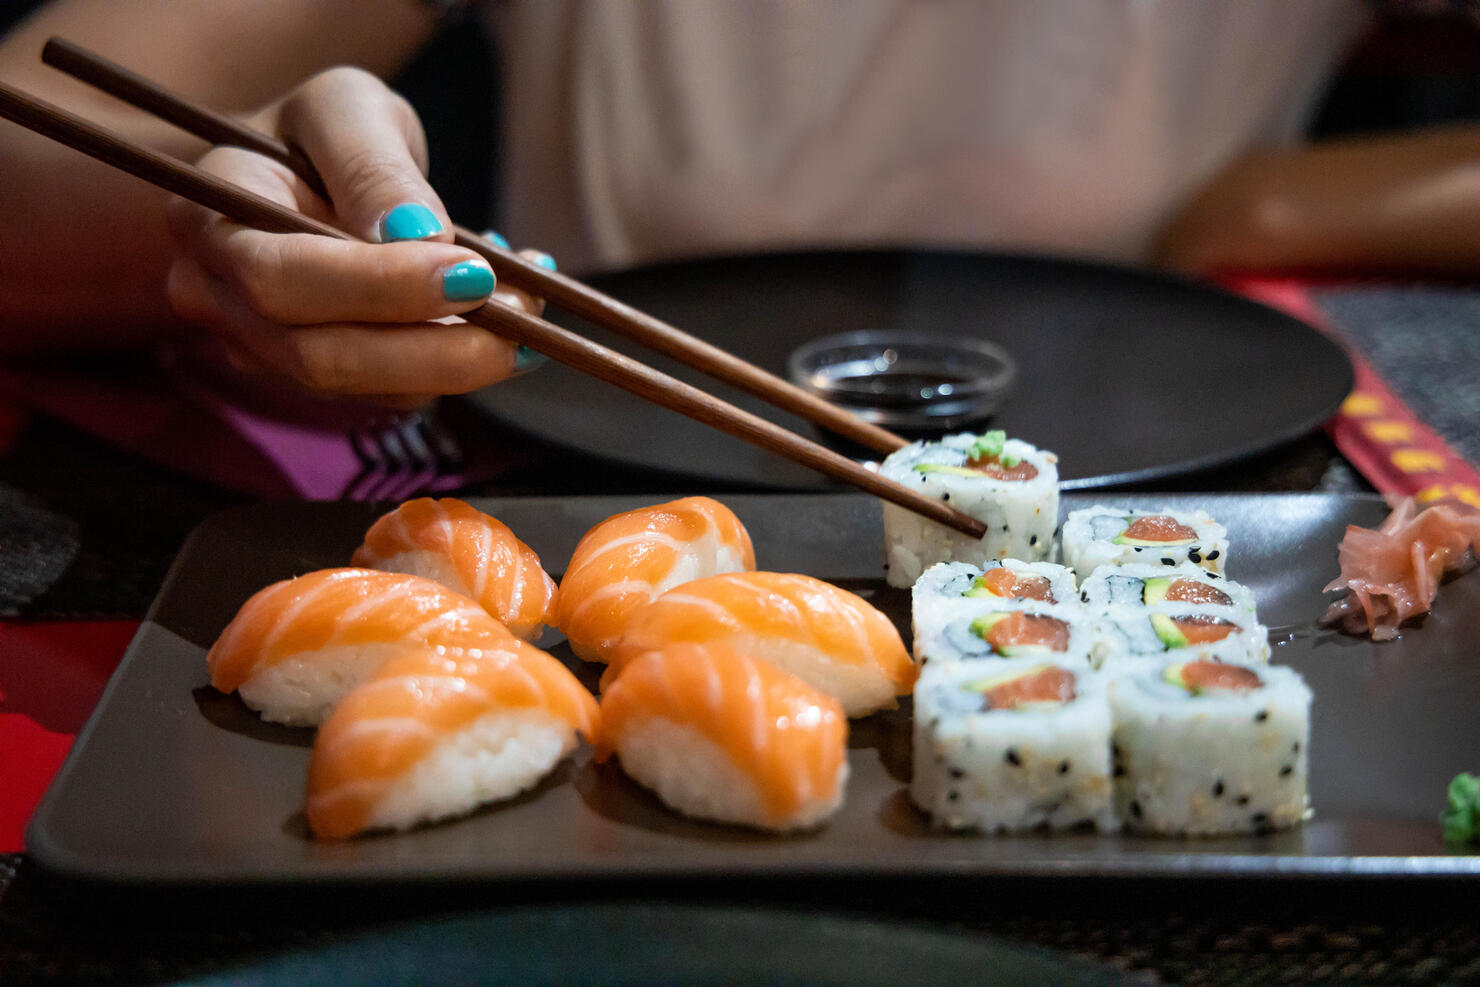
[
  {"x1": 1114, "y1": 766, "x2": 1126, "y2": 778},
  {"x1": 948, "y1": 790, "x2": 960, "y2": 802},
  {"x1": 1081, "y1": 591, "x2": 1089, "y2": 603},
  {"x1": 1130, "y1": 800, "x2": 1142, "y2": 819},
  {"x1": 1029, "y1": 535, "x2": 1038, "y2": 546},
  {"x1": 1292, "y1": 741, "x2": 1301, "y2": 753},
  {"x1": 1058, "y1": 760, "x2": 1071, "y2": 774},
  {"x1": 1133, "y1": 546, "x2": 1143, "y2": 552},
  {"x1": 1005, "y1": 748, "x2": 1022, "y2": 767},
  {"x1": 1161, "y1": 557, "x2": 1175, "y2": 566},
  {"x1": 1188, "y1": 550, "x2": 1201, "y2": 563},
  {"x1": 1207, "y1": 550, "x2": 1220, "y2": 561},
  {"x1": 1237, "y1": 795, "x2": 1250, "y2": 806},
  {"x1": 1213, "y1": 781, "x2": 1225, "y2": 797},
  {"x1": 1280, "y1": 765, "x2": 1293, "y2": 777},
  {"x1": 1255, "y1": 710, "x2": 1269, "y2": 723},
  {"x1": 942, "y1": 492, "x2": 950, "y2": 502},
  {"x1": 949, "y1": 767, "x2": 965, "y2": 780},
  {"x1": 1251, "y1": 812, "x2": 1268, "y2": 826}
]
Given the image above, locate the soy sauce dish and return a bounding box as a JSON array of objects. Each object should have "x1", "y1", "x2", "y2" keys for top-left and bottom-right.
[{"x1": 787, "y1": 330, "x2": 1016, "y2": 435}]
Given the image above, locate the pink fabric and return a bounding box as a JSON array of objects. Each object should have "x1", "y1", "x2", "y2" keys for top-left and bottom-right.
[{"x1": 0, "y1": 344, "x2": 518, "y2": 499}]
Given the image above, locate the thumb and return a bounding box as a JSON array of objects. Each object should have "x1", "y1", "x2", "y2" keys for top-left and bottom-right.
[{"x1": 277, "y1": 67, "x2": 452, "y2": 245}]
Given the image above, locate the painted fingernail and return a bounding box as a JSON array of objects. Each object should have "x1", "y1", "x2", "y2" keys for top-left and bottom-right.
[
  {"x1": 532, "y1": 251, "x2": 557, "y2": 272},
  {"x1": 380, "y1": 203, "x2": 443, "y2": 242},
  {"x1": 482, "y1": 230, "x2": 511, "y2": 250},
  {"x1": 513, "y1": 344, "x2": 548, "y2": 375},
  {"x1": 442, "y1": 260, "x2": 495, "y2": 301}
]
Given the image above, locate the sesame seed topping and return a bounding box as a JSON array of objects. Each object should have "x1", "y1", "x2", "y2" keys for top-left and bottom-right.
[
  {"x1": 1255, "y1": 710, "x2": 1269, "y2": 723},
  {"x1": 1207, "y1": 550, "x2": 1220, "y2": 560},
  {"x1": 1237, "y1": 795, "x2": 1250, "y2": 806},
  {"x1": 1130, "y1": 800, "x2": 1142, "y2": 819},
  {"x1": 1058, "y1": 760, "x2": 1070, "y2": 774},
  {"x1": 1161, "y1": 557, "x2": 1175, "y2": 566},
  {"x1": 1005, "y1": 748, "x2": 1022, "y2": 767},
  {"x1": 1279, "y1": 765, "x2": 1293, "y2": 777},
  {"x1": 1188, "y1": 551, "x2": 1201, "y2": 563},
  {"x1": 1213, "y1": 781, "x2": 1225, "y2": 797},
  {"x1": 949, "y1": 767, "x2": 964, "y2": 780}
]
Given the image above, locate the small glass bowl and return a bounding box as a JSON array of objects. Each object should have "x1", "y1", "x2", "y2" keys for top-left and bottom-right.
[{"x1": 787, "y1": 330, "x2": 1016, "y2": 434}]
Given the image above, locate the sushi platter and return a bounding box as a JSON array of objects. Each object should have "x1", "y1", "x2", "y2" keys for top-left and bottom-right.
[{"x1": 28, "y1": 490, "x2": 1480, "y2": 885}]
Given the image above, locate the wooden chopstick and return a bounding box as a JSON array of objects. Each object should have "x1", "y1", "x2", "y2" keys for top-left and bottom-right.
[
  {"x1": 40, "y1": 37, "x2": 909, "y2": 458},
  {"x1": 0, "y1": 80, "x2": 988, "y2": 538}
]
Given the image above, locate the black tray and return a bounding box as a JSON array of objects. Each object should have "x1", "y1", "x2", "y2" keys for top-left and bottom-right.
[
  {"x1": 470, "y1": 251, "x2": 1354, "y2": 489},
  {"x1": 27, "y1": 492, "x2": 1480, "y2": 885}
]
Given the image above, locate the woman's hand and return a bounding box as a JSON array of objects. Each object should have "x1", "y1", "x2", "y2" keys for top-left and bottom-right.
[{"x1": 165, "y1": 67, "x2": 546, "y2": 409}]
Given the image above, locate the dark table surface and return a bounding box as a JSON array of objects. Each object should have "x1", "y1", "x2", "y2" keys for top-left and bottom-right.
[{"x1": 4, "y1": 281, "x2": 1480, "y2": 986}]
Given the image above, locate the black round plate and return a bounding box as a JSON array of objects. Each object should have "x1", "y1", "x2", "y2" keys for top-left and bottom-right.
[
  {"x1": 471, "y1": 249, "x2": 1353, "y2": 489},
  {"x1": 171, "y1": 902, "x2": 1129, "y2": 986}
]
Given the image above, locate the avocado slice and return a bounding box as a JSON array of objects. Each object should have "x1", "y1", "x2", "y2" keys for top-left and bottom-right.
[
  {"x1": 1161, "y1": 660, "x2": 1194, "y2": 692},
  {"x1": 1112, "y1": 530, "x2": 1194, "y2": 547},
  {"x1": 968, "y1": 612, "x2": 1008, "y2": 638},
  {"x1": 1142, "y1": 577, "x2": 1172, "y2": 605},
  {"x1": 913, "y1": 463, "x2": 984, "y2": 477},
  {"x1": 1150, "y1": 612, "x2": 1188, "y2": 650},
  {"x1": 967, "y1": 612, "x2": 1053, "y2": 657},
  {"x1": 962, "y1": 664, "x2": 1045, "y2": 695}
]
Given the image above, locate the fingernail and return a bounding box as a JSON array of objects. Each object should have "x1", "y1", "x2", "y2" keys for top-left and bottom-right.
[
  {"x1": 531, "y1": 251, "x2": 557, "y2": 272},
  {"x1": 482, "y1": 230, "x2": 510, "y2": 250},
  {"x1": 513, "y1": 344, "x2": 548, "y2": 375},
  {"x1": 380, "y1": 203, "x2": 443, "y2": 242},
  {"x1": 442, "y1": 260, "x2": 495, "y2": 301}
]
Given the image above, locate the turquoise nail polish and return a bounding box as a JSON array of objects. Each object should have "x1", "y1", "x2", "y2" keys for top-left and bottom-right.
[
  {"x1": 533, "y1": 252, "x2": 557, "y2": 272},
  {"x1": 380, "y1": 203, "x2": 443, "y2": 242},
  {"x1": 484, "y1": 230, "x2": 510, "y2": 250},
  {"x1": 442, "y1": 261, "x2": 495, "y2": 301},
  {"x1": 514, "y1": 344, "x2": 548, "y2": 374}
]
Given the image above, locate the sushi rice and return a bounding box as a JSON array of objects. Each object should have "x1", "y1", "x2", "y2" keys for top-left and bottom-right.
[{"x1": 878, "y1": 433, "x2": 1058, "y2": 588}]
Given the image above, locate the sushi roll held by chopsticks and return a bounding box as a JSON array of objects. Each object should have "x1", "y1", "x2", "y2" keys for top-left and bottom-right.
[{"x1": 877, "y1": 431, "x2": 1058, "y2": 589}]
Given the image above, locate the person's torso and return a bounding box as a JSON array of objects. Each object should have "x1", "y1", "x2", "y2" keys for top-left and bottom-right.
[{"x1": 489, "y1": 0, "x2": 1365, "y2": 273}]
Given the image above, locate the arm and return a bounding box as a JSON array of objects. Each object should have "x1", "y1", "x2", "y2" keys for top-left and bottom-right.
[
  {"x1": 1153, "y1": 124, "x2": 1480, "y2": 278},
  {"x1": 0, "y1": 0, "x2": 442, "y2": 352}
]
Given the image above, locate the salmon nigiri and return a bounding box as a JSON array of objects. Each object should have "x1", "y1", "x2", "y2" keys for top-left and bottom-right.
[
  {"x1": 207, "y1": 567, "x2": 516, "y2": 726},
  {"x1": 553, "y1": 496, "x2": 755, "y2": 663},
  {"x1": 604, "y1": 571, "x2": 915, "y2": 717},
  {"x1": 351, "y1": 497, "x2": 558, "y2": 642},
  {"x1": 306, "y1": 640, "x2": 600, "y2": 839},
  {"x1": 597, "y1": 641, "x2": 847, "y2": 831}
]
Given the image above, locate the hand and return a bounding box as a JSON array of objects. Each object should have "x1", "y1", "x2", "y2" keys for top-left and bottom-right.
[{"x1": 165, "y1": 67, "x2": 547, "y2": 409}]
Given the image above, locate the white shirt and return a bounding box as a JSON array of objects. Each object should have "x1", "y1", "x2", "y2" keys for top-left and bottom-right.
[{"x1": 487, "y1": 0, "x2": 1368, "y2": 274}]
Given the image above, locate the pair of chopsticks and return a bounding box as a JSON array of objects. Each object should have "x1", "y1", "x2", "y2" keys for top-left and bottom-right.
[{"x1": 1, "y1": 38, "x2": 989, "y2": 539}]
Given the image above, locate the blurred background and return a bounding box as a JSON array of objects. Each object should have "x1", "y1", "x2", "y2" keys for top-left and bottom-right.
[{"x1": 6, "y1": 1, "x2": 1476, "y2": 239}]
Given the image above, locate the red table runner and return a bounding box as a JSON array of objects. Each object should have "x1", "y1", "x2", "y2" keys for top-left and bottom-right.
[
  {"x1": 2, "y1": 620, "x2": 138, "y2": 851},
  {"x1": 1229, "y1": 277, "x2": 1480, "y2": 507}
]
